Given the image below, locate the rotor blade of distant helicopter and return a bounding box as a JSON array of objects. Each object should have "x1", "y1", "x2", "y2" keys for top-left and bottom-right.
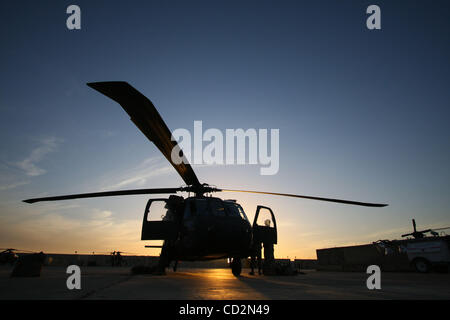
[
  {"x1": 401, "y1": 233, "x2": 412, "y2": 237},
  {"x1": 23, "y1": 188, "x2": 182, "y2": 204},
  {"x1": 220, "y1": 189, "x2": 388, "y2": 207},
  {"x1": 87, "y1": 81, "x2": 201, "y2": 187},
  {"x1": 0, "y1": 248, "x2": 36, "y2": 253},
  {"x1": 14, "y1": 249, "x2": 37, "y2": 253},
  {"x1": 430, "y1": 226, "x2": 450, "y2": 231}
]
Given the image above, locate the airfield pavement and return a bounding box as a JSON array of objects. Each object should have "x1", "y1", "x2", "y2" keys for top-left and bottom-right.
[{"x1": 0, "y1": 266, "x2": 449, "y2": 300}]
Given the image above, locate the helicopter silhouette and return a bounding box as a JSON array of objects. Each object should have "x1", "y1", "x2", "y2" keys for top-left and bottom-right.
[
  {"x1": 24, "y1": 82, "x2": 387, "y2": 276},
  {"x1": 98, "y1": 251, "x2": 136, "y2": 266},
  {"x1": 0, "y1": 249, "x2": 19, "y2": 265},
  {"x1": 401, "y1": 219, "x2": 450, "y2": 239},
  {"x1": 0, "y1": 248, "x2": 36, "y2": 265}
]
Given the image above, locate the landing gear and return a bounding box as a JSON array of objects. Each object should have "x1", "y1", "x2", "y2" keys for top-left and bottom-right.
[
  {"x1": 231, "y1": 257, "x2": 242, "y2": 277},
  {"x1": 153, "y1": 243, "x2": 172, "y2": 275}
]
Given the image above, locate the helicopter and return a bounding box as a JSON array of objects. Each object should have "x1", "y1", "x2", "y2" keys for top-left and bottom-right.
[
  {"x1": 24, "y1": 81, "x2": 387, "y2": 276},
  {"x1": 401, "y1": 219, "x2": 450, "y2": 239},
  {"x1": 0, "y1": 249, "x2": 19, "y2": 265},
  {"x1": 101, "y1": 251, "x2": 136, "y2": 266},
  {"x1": 0, "y1": 248, "x2": 36, "y2": 265}
]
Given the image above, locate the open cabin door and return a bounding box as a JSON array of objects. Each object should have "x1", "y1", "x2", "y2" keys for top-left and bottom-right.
[
  {"x1": 252, "y1": 205, "x2": 277, "y2": 244},
  {"x1": 141, "y1": 198, "x2": 178, "y2": 240}
]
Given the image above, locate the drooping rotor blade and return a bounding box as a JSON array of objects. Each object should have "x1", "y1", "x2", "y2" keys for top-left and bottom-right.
[
  {"x1": 87, "y1": 81, "x2": 200, "y2": 187},
  {"x1": 23, "y1": 188, "x2": 182, "y2": 204},
  {"x1": 0, "y1": 248, "x2": 35, "y2": 253},
  {"x1": 401, "y1": 233, "x2": 413, "y2": 237},
  {"x1": 14, "y1": 249, "x2": 37, "y2": 253},
  {"x1": 220, "y1": 189, "x2": 388, "y2": 207},
  {"x1": 430, "y1": 226, "x2": 450, "y2": 231}
]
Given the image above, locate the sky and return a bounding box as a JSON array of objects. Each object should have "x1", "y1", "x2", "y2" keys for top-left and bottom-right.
[{"x1": 0, "y1": 0, "x2": 449, "y2": 259}]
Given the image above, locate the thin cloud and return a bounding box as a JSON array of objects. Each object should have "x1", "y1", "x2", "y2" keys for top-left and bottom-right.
[
  {"x1": 101, "y1": 157, "x2": 174, "y2": 190},
  {"x1": 0, "y1": 181, "x2": 30, "y2": 191},
  {"x1": 15, "y1": 137, "x2": 63, "y2": 176},
  {"x1": 92, "y1": 209, "x2": 113, "y2": 219},
  {"x1": 99, "y1": 130, "x2": 116, "y2": 139}
]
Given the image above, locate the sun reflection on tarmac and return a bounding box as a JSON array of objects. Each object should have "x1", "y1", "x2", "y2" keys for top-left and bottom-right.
[{"x1": 179, "y1": 268, "x2": 268, "y2": 300}]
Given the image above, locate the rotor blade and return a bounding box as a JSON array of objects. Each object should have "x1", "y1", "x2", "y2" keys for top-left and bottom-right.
[
  {"x1": 87, "y1": 81, "x2": 200, "y2": 187},
  {"x1": 220, "y1": 189, "x2": 388, "y2": 207},
  {"x1": 23, "y1": 188, "x2": 181, "y2": 204},
  {"x1": 14, "y1": 249, "x2": 37, "y2": 253},
  {"x1": 430, "y1": 226, "x2": 450, "y2": 231},
  {"x1": 403, "y1": 226, "x2": 450, "y2": 236},
  {"x1": 401, "y1": 233, "x2": 413, "y2": 237}
]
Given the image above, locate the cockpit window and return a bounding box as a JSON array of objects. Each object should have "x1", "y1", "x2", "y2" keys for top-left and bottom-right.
[
  {"x1": 184, "y1": 198, "x2": 225, "y2": 218},
  {"x1": 236, "y1": 204, "x2": 249, "y2": 221},
  {"x1": 224, "y1": 201, "x2": 249, "y2": 221},
  {"x1": 184, "y1": 198, "x2": 247, "y2": 219}
]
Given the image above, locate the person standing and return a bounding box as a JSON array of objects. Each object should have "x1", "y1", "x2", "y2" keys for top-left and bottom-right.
[{"x1": 249, "y1": 240, "x2": 262, "y2": 275}]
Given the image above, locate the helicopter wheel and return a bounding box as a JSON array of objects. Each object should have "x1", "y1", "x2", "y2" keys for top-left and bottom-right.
[
  {"x1": 230, "y1": 258, "x2": 242, "y2": 277},
  {"x1": 413, "y1": 258, "x2": 431, "y2": 273}
]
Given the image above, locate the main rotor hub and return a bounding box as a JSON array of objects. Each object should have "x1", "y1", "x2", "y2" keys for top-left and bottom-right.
[{"x1": 181, "y1": 184, "x2": 221, "y2": 197}]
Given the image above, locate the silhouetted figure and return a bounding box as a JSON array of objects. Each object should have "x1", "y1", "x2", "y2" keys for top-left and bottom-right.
[
  {"x1": 249, "y1": 241, "x2": 262, "y2": 275},
  {"x1": 116, "y1": 252, "x2": 122, "y2": 266},
  {"x1": 111, "y1": 251, "x2": 117, "y2": 267},
  {"x1": 263, "y1": 241, "x2": 274, "y2": 261},
  {"x1": 261, "y1": 219, "x2": 276, "y2": 274},
  {"x1": 163, "y1": 202, "x2": 174, "y2": 221},
  {"x1": 154, "y1": 197, "x2": 182, "y2": 275}
]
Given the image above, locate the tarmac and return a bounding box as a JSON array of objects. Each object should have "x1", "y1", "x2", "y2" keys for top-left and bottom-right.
[{"x1": 0, "y1": 266, "x2": 449, "y2": 300}]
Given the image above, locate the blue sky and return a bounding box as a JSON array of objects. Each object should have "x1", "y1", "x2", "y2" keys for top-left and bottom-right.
[{"x1": 0, "y1": 1, "x2": 449, "y2": 258}]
